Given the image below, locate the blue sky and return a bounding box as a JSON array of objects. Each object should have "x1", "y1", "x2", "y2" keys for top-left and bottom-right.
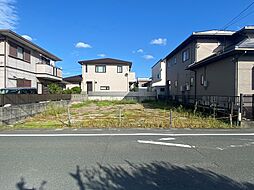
[{"x1": 1, "y1": 0, "x2": 254, "y2": 78}]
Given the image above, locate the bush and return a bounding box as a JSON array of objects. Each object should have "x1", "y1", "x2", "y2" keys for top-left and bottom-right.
[
  {"x1": 71, "y1": 86, "x2": 81, "y2": 94},
  {"x1": 48, "y1": 83, "x2": 62, "y2": 94},
  {"x1": 63, "y1": 86, "x2": 81, "y2": 94}
]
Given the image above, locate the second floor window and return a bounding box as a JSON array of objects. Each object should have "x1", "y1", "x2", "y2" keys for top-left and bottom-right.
[
  {"x1": 174, "y1": 57, "x2": 177, "y2": 65},
  {"x1": 95, "y1": 65, "x2": 106, "y2": 73},
  {"x1": 17, "y1": 46, "x2": 24, "y2": 59},
  {"x1": 117, "y1": 65, "x2": 123, "y2": 73},
  {"x1": 182, "y1": 49, "x2": 190, "y2": 62},
  {"x1": 157, "y1": 72, "x2": 161, "y2": 79},
  {"x1": 41, "y1": 56, "x2": 50, "y2": 65}
]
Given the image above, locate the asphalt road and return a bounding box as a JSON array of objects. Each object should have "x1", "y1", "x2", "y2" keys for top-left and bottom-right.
[{"x1": 0, "y1": 128, "x2": 254, "y2": 190}]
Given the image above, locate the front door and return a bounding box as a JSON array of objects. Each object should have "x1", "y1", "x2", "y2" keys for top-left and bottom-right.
[{"x1": 87, "y1": 81, "x2": 93, "y2": 93}]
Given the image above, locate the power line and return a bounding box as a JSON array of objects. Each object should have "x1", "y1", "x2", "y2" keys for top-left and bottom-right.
[{"x1": 222, "y1": 1, "x2": 254, "y2": 30}]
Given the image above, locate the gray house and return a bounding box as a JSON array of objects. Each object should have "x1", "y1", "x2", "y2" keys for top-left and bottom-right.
[
  {"x1": 165, "y1": 26, "x2": 254, "y2": 98},
  {"x1": 0, "y1": 30, "x2": 62, "y2": 94}
]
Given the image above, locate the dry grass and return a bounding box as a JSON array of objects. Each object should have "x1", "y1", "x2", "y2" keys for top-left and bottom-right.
[{"x1": 14, "y1": 100, "x2": 233, "y2": 129}]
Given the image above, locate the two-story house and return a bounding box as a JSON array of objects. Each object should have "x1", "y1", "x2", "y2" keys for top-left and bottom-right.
[
  {"x1": 151, "y1": 59, "x2": 166, "y2": 96},
  {"x1": 0, "y1": 30, "x2": 62, "y2": 94},
  {"x1": 78, "y1": 58, "x2": 136, "y2": 93},
  {"x1": 165, "y1": 29, "x2": 236, "y2": 98}
]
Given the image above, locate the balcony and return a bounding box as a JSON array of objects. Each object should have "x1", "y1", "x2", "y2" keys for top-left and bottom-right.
[{"x1": 36, "y1": 63, "x2": 62, "y2": 81}]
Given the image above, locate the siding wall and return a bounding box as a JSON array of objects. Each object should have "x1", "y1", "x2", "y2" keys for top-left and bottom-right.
[
  {"x1": 166, "y1": 42, "x2": 196, "y2": 96},
  {"x1": 195, "y1": 56, "x2": 235, "y2": 96},
  {"x1": 82, "y1": 64, "x2": 130, "y2": 92},
  {"x1": 196, "y1": 39, "x2": 221, "y2": 62},
  {"x1": 238, "y1": 55, "x2": 254, "y2": 95},
  {"x1": 152, "y1": 60, "x2": 166, "y2": 86}
]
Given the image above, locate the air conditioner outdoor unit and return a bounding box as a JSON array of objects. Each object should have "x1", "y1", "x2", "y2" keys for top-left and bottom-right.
[{"x1": 204, "y1": 80, "x2": 208, "y2": 87}]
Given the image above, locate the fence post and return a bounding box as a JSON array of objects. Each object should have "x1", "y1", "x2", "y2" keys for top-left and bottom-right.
[
  {"x1": 169, "y1": 110, "x2": 172, "y2": 128},
  {"x1": 238, "y1": 94, "x2": 243, "y2": 126},
  {"x1": 67, "y1": 105, "x2": 71, "y2": 127}
]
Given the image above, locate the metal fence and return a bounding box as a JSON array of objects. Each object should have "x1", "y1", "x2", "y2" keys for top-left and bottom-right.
[{"x1": 0, "y1": 94, "x2": 72, "y2": 107}]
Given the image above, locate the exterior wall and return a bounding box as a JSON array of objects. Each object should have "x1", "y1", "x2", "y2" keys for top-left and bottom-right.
[
  {"x1": 196, "y1": 39, "x2": 221, "y2": 62},
  {"x1": 152, "y1": 60, "x2": 166, "y2": 86},
  {"x1": 195, "y1": 56, "x2": 235, "y2": 96},
  {"x1": 238, "y1": 55, "x2": 254, "y2": 95},
  {"x1": 82, "y1": 64, "x2": 130, "y2": 92},
  {"x1": 0, "y1": 40, "x2": 5, "y2": 89},
  {"x1": 65, "y1": 83, "x2": 80, "y2": 89},
  {"x1": 166, "y1": 42, "x2": 196, "y2": 96},
  {"x1": 5, "y1": 67, "x2": 37, "y2": 88},
  {"x1": 0, "y1": 39, "x2": 4, "y2": 54},
  {"x1": 0, "y1": 67, "x2": 4, "y2": 88}
]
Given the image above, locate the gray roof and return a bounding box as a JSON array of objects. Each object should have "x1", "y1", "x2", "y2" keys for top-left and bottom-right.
[
  {"x1": 0, "y1": 30, "x2": 61, "y2": 61},
  {"x1": 236, "y1": 38, "x2": 254, "y2": 48}
]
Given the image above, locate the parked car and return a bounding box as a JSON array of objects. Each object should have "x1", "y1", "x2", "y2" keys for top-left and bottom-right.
[{"x1": 0, "y1": 88, "x2": 38, "y2": 94}]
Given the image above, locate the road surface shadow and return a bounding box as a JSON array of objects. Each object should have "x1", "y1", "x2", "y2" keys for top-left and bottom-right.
[
  {"x1": 70, "y1": 161, "x2": 254, "y2": 190},
  {"x1": 16, "y1": 177, "x2": 47, "y2": 190}
]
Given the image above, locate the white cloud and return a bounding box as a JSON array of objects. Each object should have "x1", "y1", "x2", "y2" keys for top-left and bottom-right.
[
  {"x1": 75, "y1": 42, "x2": 92, "y2": 48},
  {"x1": 22, "y1": 35, "x2": 32, "y2": 41},
  {"x1": 97, "y1": 53, "x2": 106, "y2": 57},
  {"x1": 150, "y1": 38, "x2": 167, "y2": 46},
  {"x1": 0, "y1": 0, "x2": 18, "y2": 30},
  {"x1": 143, "y1": 54, "x2": 154, "y2": 60},
  {"x1": 137, "y1": 49, "x2": 144, "y2": 53}
]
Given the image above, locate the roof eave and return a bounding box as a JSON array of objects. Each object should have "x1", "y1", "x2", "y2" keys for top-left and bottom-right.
[{"x1": 0, "y1": 30, "x2": 62, "y2": 61}]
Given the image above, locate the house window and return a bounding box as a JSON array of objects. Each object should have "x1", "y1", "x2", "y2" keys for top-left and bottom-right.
[
  {"x1": 160, "y1": 88, "x2": 165, "y2": 92},
  {"x1": 200, "y1": 74, "x2": 204, "y2": 85},
  {"x1": 157, "y1": 72, "x2": 161, "y2": 79},
  {"x1": 190, "y1": 77, "x2": 194, "y2": 86},
  {"x1": 174, "y1": 80, "x2": 178, "y2": 87},
  {"x1": 17, "y1": 46, "x2": 24, "y2": 59},
  {"x1": 174, "y1": 57, "x2": 177, "y2": 65},
  {"x1": 85, "y1": 64, "x2": 88, "y2": 73},
  {"x1": 117, "y1": 65, "x2": 123, "y2": 73},
  {"x1": 182, "y1": 49, "x2": 190, "y2": 62},
  {"x1": 100, "y1": 86, "x2": 110, "y2": 90},
  {"x1": 95, "y1": 65, "x2": 106, "y2": 73},
  {"x1": 41, "y1": 56, "x2": 50, "y2": 65}
]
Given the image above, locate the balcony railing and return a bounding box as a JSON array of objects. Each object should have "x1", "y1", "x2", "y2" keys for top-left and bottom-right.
[{"x1": 36, "y1": 63, "x2": 62, "y2": 81}]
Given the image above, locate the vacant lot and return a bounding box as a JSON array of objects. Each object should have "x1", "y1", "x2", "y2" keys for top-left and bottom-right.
[{"x1": 11, "y1": 100, "x2": 233, "y2": 129}]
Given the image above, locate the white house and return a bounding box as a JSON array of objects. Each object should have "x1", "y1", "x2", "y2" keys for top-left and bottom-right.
[
  {"x1": 151, "y1": 59, "x2": 166, "y2": 96},
  {"x1": 78, "y1": 58, "x2": 136, "y2": 93}
]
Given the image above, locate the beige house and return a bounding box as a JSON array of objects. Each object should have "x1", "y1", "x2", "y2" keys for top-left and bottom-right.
[
  {"x1": 79, "y1": 58, "x2": 136, "y2": 93},
  {"x1": 165, "y1": 26, "x2": 254, "y2": 98},
  {"x1": 151, "y1": 59, "x2": 166, "y2": 96},
  {"x1": 0, "y1": 30, "x2": 62, "y2": 94}
]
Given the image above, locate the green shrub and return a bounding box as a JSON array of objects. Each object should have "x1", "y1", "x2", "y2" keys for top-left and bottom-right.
[
  {"x1": 48, "y1": 83, "x2": 62, "y2": 94},
  {"x1": 71, "y1": 86, "x2": 81, "y2": 94}
]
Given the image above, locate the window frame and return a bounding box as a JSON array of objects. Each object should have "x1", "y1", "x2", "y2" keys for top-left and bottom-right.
[
  {"x1": 95, "y1": 65, "x2": 106, "y2": 73},
  {"x1": 117, "y1": 65, "x2": 123, "y2": 73},
  {"x1": 17, "y1": 46, "x2": 24, "y2": 60},
  {"x1": 190, "y1": 77, "x2": 194, "y2": 86},
  {"x1": 182, "y1": 49, "x2": 190, "y2": 62}
]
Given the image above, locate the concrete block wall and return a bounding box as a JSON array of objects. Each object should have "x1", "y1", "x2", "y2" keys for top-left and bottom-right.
[{"x1": 0, "y1": 100, "x2": 70, "y2": 125}]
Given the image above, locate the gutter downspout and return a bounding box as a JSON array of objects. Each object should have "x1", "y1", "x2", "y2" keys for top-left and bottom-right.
[{"x1": 4, "y1": 37, "x2": 7, "y2": 88}]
